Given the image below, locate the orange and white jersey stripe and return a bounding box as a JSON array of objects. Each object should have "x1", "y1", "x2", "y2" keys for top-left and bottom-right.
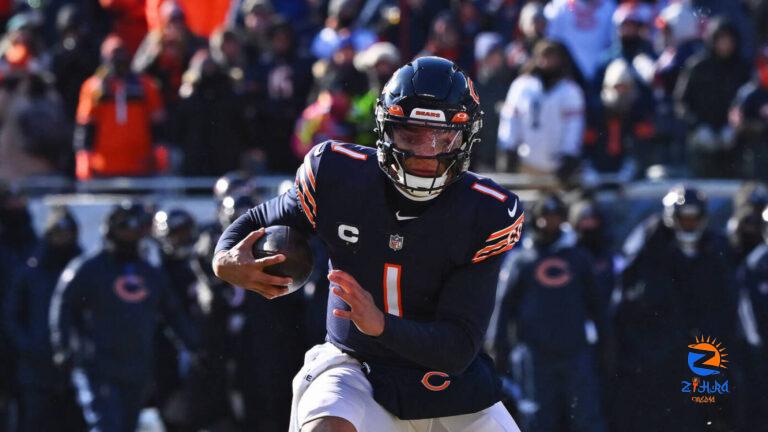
[
  {"x1": 471, "y1": 192, "x2": 525, "y2": 263},
  {"x1": 295, "y1": 150, "x2": 319, "y2": 229}
]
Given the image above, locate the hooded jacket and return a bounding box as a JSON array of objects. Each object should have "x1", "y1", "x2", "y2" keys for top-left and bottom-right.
[{"x1": 674, "y1": 19, "x2": 752, "y2": 129}]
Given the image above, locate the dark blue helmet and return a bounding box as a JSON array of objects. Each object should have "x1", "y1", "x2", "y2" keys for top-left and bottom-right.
[
  {"x1": 375, "y1": 56, "x2": 482, "y2": 200},
  {"x1": 152, "y1": 208, "x2": 197, "y2": 259},
  {"x1": 662, "y1": 184, "x2": 708, "y2": 243}
]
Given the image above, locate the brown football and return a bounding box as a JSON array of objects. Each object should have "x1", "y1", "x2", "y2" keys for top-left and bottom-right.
[{"x1": 251, "y1": 225, "x2": 314, "y2": 292}]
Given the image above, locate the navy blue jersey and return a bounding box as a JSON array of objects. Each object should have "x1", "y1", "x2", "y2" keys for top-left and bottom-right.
[
  {"x1": 49, "y1": 250, "x2": 198, "y2": 384},
  {"x1": 740, "y1": 243, "x2": 768, "y2": 345},
  {"x1": 216, "y1": 142, "x2": 524, "y2": 374}
]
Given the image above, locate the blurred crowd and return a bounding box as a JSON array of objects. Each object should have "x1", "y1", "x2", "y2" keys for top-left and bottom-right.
[
  {"x1": 0, "y1": 0, "x2": 766, "y2": 184},
  {"x1": 2, "y1": 175, "x2": 768, "y2": 432}
]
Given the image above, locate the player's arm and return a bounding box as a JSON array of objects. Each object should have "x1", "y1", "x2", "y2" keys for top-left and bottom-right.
[
  {"x1": 331, "y1": 254, "x2": 511, "y2": 374},
  {"x1": 213, "y1": 143, "x2": 325, "y2": 298},
  {"x1": 333, "y1": 195, "x2": 525, "y2": 374},
  {"x1": 49, "y1": 258, "x2": 88, "y2": 368},
  {"x1": 382, "y1": 256, "x2": 507, "y2": 374}
]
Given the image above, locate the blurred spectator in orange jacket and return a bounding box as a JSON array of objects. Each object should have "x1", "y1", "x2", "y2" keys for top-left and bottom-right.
[
  {"x1": 147, "y1": 0, "x2": 233, "y2": 38},
  {"x1": 99, "y1": 0, "x2": 148, "y2": 54},
  {"x1": 74, "y1": 35, "x2": 168, "y2": 179}
]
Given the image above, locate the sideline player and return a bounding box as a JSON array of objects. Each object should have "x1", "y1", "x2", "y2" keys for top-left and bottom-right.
[{"x1": 213, "y1": 57, "x2": 524, "y2": 432}]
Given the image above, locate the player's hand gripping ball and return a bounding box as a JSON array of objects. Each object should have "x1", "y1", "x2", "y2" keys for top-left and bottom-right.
[{"x1": 251, "y1": 225, "x2": 314, "y2": 293}]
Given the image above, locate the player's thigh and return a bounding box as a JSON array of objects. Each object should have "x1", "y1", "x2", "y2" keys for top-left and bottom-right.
[
  {"x1": 302, "y1": 416, "x2": 357, "y2": 432},
  {"x1": 296, "y1": 363, "x2": 402, "y2": 432},
  {"x1": 436, "y1": 402, "x2": 521, "y2": 432}
]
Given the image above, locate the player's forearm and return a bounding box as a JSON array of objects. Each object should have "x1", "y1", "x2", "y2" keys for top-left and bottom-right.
[
  {"x1": 214, "y1": 191, "x2": 310, "y2": 256},
  {"x1": 376, "y1": 315, "x2": 478, "y2": 375}
]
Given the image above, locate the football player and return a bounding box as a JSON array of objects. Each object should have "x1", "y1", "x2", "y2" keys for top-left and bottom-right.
[{"x1": 213, "y1": 56, "x2": 524, "y2": 432}]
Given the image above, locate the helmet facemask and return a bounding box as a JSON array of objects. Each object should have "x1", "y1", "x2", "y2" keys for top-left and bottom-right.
[{"x1": 375, "y1": 105, "x2": 479, "y2": 200}]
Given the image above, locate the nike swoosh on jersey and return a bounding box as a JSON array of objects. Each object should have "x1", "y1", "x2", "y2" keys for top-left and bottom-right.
[
  {"x1": 395, "y1": 211, "x2": 418, "y2": 221},
  {"x1": 508, "y1": 199, "x2": 518, "y2": 218}
]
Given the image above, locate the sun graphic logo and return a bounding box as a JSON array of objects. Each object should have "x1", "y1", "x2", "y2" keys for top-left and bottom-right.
[{"x1": 687, "y1": 335, "x2": 728, "y2": 377}]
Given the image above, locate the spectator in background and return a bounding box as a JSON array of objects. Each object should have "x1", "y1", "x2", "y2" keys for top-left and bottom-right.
[
  {"x1": 252, "y1": 18, "x2": 314, "y2": 172},
  {"x1": 312, "y1": 34, "x2": 369, "y2": 100},
  {"x1": 210, "y1": 28, "x2": 254, "y2": 94},
  {"x1": 175, "y1": 50, "x2": 250, "y2": 176},
  {"x1": 311, "y1": 0, "x2": 376, "y2": 61},
  {"x1": 751, "y1": 0, "x2": 768, "y2": 45},
  {"x1": 0, "y1": 183, "x2": 37, "y2": 430},
  {"x1": 675, "y1": 18, "x2": 751, "y2": 178},
  {"x1": 569, "y1": 197, "x2": 617, "y2": 306},
  {"x1": 50, "y1": 5, "x2": 100, "y2": 121},
  {"x1": 452, "y1": 0, "x2": 484, "y2": 71},
  {"x1": 653, "y1": 0, "x2": 703, "y2": 168},
  {"x1": 74, "y1": 35, "x2": 168, "y2": 179},
  {"x1": 98, "y1": 0, "x2": 148, "y2": 54},
  {"x1": 49, "y1": 202, "x2": 199, "y2": 432},
  {"x1": 351, "y1": 41, "x2": 401, "y2": 147},
  {"x1": 292, "y1": 75, "x2": 356, "y2": 159},
  {"x1": 654, "y1": 1, "x2": 704, "y2": 99},
  {"x1": 147, "y1": 0, "x2": 233, "y2": 39},
  {"x1": 492, "y1": 194, "x2": 609, "y2": 432},
  {"x1": 416, "y1": 12, "x2": 462, "y2": 67},
  {"x1": 0, "y1": 11, "x2": 49, "y2": 75},
  {"x1": 727, "y1": 182, "x2": 768, "y2": 265},
  {"x1": 150, "y1": 208, "x2": 200, "y2": 429},
  {"x1": 583, "y1": 58, "x2": 656, "y2": 179},
  {"x1": 545, "y1": 0, "x2": 615, "y2": 83},
  {"x1": 392, "y1": 0, "x2": 448, "y2": 60},
  {"x1": 731, "y1": 45, "x2": 768, "y2": 182},
  {"x1": 736, "y1": 201, "x2": 768, "y2": 429},
  {"x1": 594, "y1": 1, "x2": 656, "y2": 89},
  {"x1": 240, "y1": 0, "x2": 279, "y2": 61},
  {"x1": 133, "y1": 2, "x2": 202, "y2": 111},
  {"x1": 615, "y1": 185, "x2": 738, "y2": 431},
  {"x1": 505, "y1": 1, "x2": 548, "y2": 79},
  {"x1": 0, "y1": 184, "x2": 38, "y2": 273},
  {"x1": 0, "y1": 71, "x2": 71, "y2": 181},
  {"x1": 3, "y1": 207, "x2": 83, "y2": 432},
  {"x1": 473, "y1": 32, "x2": 513, "y2": 171},
  {"x1": 498, "y1": 40, "x2": 585, "y2": 180}
]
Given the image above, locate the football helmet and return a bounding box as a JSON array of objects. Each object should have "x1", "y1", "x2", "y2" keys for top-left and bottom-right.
[
  {"x1": 375, "y1": 56, "x2": 482, "y2": 200},
  {"x1": 152, "y1": 208, "x2": 197, "y2": 260},
  {"x1": 103, "y1": 201, "x2": 152, "y2": 256},
  {"x1": 218, "y1": 193, "x2": 257, "y2": 229},
  {"x1": 662, "y1": 184, "x2": 708, "y2": 246}
]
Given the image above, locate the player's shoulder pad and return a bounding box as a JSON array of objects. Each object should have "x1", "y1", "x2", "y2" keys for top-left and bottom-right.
[
  {"x1": 465, "y1": 175, "x2": 525, "y2": 264},
  {"x1": 295, "y1": 141, "x2": 375, "y2": 229}
]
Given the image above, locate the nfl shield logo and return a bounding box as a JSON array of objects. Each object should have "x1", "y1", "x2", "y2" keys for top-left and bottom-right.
[{"x1": 389, "y1": 234, "x2": 404, "y2": 251}]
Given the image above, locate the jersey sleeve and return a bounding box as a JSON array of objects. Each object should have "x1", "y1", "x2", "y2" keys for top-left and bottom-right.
[
  {"x1": 214, "y1": 142, "x2": 327, "y2": 255},
  {"x1": 468, "y1": 183, "x2": 525, "y2": 265}
]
